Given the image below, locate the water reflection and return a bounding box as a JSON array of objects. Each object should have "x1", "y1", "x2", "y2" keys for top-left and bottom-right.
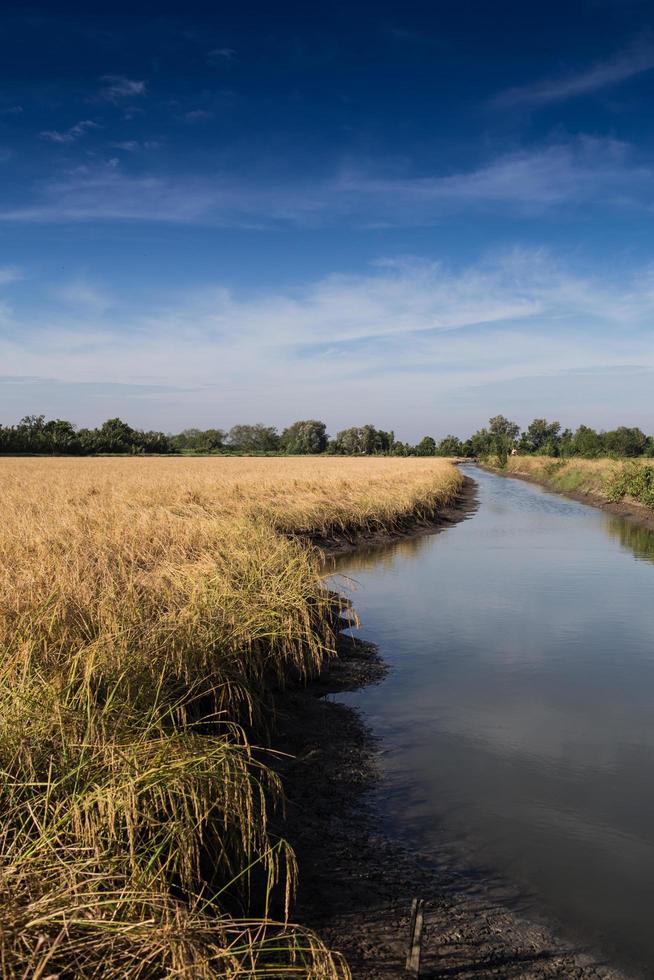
[
  {"x1": 325, "y1": 528, "x2": 437, "y2": 577},
  {"x1": 603, "y1": 512, "x2": 654, "y2": 564},
  {"x1": 334, "y1": 466, "x2": 654, "y2": 975}
]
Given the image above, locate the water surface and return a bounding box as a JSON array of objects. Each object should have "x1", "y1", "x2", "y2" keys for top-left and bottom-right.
[{"x1": 333, "y1": 465, "x2": 654, "y2": 974}]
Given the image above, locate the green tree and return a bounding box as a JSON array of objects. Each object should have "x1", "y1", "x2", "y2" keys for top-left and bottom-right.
[
  {"x1": 135, "y1": 430, "x2": 175, "y2": 454},
  {"x1": 333, "y1": 427, "x2": 363, "y2": 454},
  {"x1": 436, "y1": 435, "x2": 463, "y2": 456},
  {"x1": 94, "y1": 418, "x2": 137, "y2": 454},
  {"x1": 570, "y1": 425, "x2": 603, "y2": 458},
  {"x1": 172, "y1": 428, "x2": 225, "y2": 453},
  {"x1": 280, "y1": 420, "x2": 328, "y2": 454},
  {"x1": 488, "y1": 415, "x2": 520, "y2": 466},
  {"x1": 519, "y1": 418, "x2": 561, "y2": 455},
  {"x1": 43, "y1": 419, "x2": 80, "y2": 454},
  {"x1": 467, "y1": 427, "x2": 493, "y2": 458},
  {"x1": 332, "y1": 425, "x2": 394, "y2": 455},
  {"x1": 415, "y1": 436, "x2": 437, "y2": 456},
  {"x1": 227, "y1": 424, "x2": 280, "y2": 453},
  {"x1": 16, "y1": 415, "x2": 47, "y2": 452},
  {"x1": 603, "y1": 426, "x2": 648, "y2": 458}
]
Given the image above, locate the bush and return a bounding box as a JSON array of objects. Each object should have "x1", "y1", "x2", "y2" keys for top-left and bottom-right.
[{"x1": 604, "y1": 463, "x2": 654, "y2": 507}]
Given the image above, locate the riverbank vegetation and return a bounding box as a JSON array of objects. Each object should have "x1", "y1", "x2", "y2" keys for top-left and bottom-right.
[
  {"x1": 0, "y1": 455, "x2": 462, "y2": 977},
  {"x1": 468, "y1": 417, "x2": 654, "y2": 463},
  {"x1": 498, "y1": 456, "x2": 654, "y2": 513}
]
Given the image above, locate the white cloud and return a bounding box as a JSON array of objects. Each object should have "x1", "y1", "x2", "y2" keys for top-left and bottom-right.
[
  {"x1": 0, "y1": 265, "x2": 21, "y2": 285},
  {"x1": 492, "y1": 41, "x2": 654, "y2": 108},
  {"x1": 109, "y1": 140, "x2": 160, "y2": 152},
  {"x1": 54, "y1": 277, "x2": 112, "y2": 314},
  {"x1": 40, "y1": 120, "x2": 99, "y2": 144},
  {"x1": 0, "y1": 137, "x2": 649, "y2": 226},
  {"x1": 2, "y1": 251, "x2": 654, "y2": 434},
  {"x1": 98, "y1": 75, "x2": 147, "y2": 102},
  {"x1": 183, "y1": 109, "x2": 213, "y2": 122},
  {"x1": 207, "y1": 48, "x2": 236, "y2": 64}
]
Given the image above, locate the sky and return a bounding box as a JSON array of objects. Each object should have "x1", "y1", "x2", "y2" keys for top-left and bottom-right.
[{"x1": 1, "y1": 0, "x2": 654, "y2": 440}]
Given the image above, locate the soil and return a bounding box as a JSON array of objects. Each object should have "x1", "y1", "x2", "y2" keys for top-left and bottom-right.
[{"x1": 271, "y1": 476, "x2": 634, "y2": 979}]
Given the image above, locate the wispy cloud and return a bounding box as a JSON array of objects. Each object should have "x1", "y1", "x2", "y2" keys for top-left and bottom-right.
[
  {"x1": 109, "y1": 140, "x2": 161, "y2": 152},
  {"x1": 0, "y1": 265, "x2": 21, "y2": 285},
  {"x1": 97, "y1": 75, "x2": 147, "y2": 102},
  {"x1": 54, "y1": 277, "x2": 112, "y2": 314},
  {"x1": 40, "y1": 120, "x2": 99, "y2": 144},
  {"x1": 492, "y1": 41, "x2": 654, "y2": 108},
  {"x1": 0, "y1": 137, "x2": 649, "y2": 226},
  {"x1": 183, "y1": 109, "x2": 213, "y2": 122},
  {"x1": 2, "y1": 250, "x2": 654, "y2": 434},
  {"x1": 337, "y1": 138, "x2": 645, "y2": 214},
  {"x1": 207, "y1": 47, "x2": 236, "y2": 64},
  {"x1": 1, "y1": 105, "x2": 23, "y2": 116}
]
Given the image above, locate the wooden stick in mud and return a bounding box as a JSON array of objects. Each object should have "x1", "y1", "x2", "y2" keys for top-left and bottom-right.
[{"x1": 405, "y1": 897, "x2": 424, "y2": 977}]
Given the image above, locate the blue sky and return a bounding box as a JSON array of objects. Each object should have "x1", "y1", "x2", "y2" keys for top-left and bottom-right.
[{"x1": 1, "y1": 0, "x2": 654, "y2": 438}]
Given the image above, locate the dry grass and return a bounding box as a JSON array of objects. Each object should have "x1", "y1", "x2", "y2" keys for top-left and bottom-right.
[{"x1": 0, "y1": 455, "x2": 462, "y2": 977}]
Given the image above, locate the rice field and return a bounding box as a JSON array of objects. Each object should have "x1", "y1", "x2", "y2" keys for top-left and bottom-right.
[{"x1": 0, "y1": 455, "x2": 462, "y2": 978}]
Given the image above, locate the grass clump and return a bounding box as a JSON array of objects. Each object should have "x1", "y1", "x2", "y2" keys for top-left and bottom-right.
[{"x1": 0, "y1": 455, "x2": 462, "y2": 977}]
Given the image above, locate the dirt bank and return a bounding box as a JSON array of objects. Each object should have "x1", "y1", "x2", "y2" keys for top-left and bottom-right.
[{"x1": 272, "y1": 476, "x2": 633, "y2": 979}]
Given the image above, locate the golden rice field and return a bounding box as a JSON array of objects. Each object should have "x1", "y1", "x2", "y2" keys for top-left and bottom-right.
[{"x1": 0, "y1": 455, "x2": 462, "y2": 978}]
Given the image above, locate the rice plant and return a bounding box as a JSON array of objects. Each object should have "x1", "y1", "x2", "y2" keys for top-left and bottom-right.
[{"x1": 0, "y1": 456, "x2": 462, "y2": 976}]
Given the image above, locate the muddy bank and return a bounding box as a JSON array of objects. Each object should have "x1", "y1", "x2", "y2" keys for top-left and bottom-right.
[
  {"x1": 272, "y1": 478, "x2": 633, "y2": 979},
  {"x1": 275, "y1": 644, "x2": 631, "y2": 979},
  {"x1": 303, "y1": 474, "x2": 479, "y2": 558}
]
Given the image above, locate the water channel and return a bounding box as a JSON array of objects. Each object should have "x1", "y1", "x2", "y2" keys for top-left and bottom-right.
[{"x1": 332, "y1": 465, "x2": 654, "y2": 974}]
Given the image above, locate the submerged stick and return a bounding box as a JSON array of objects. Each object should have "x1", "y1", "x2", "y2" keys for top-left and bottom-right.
[{"x1": 405, "y1": 897, "x2": 424, "y2": 977}]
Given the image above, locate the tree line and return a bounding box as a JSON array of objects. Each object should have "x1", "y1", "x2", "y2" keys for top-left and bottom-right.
[
  {"x1": 1, "y1": 413, "x2": 653, "y2": 459},
  {"x1": 465, "y1": 417, "x2": 654, "y2": 467}
]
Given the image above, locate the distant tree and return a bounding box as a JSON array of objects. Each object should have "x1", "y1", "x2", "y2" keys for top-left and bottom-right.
[
  {"x1": 488, "y1": 415, "x2": 520, "y2": 466},
  {"x1": 519, "y1": 418, "x2": 561, "y2": 455},
  {"x1": 135, "y1": 430, "x2": 175, "y2": 454},
  {"x1": 558, "y1": 428, "x2": 574, "y2": 458},
  {"x1": 603, "y1": 426, "x2": 648, "y2": 458},
  {"x1": 436, "y1": 435, "x2": 464, "y2": 457},
  {"x1": 415, "y1": 436, "x2": 437, "y2": 456},
  {"x1": 376, "y1": 428, "x2": 395, "y2": 453},
  {"x1": 360, "y1": 425, "x2": 378, "y2": 455},
  {"x1": 467, "y1": 428, "x2": 490, "y2": 458},
  {"x1": 333, "y1": 427, "x2": 363, "y2": 454},
  {"x1": 43, "y1": 419, "x2": 80, "y2": 454},
  {"x1": 93, "y1": 418, "x2": 137, "y2": 454},
  {"x1": 570, "y1": 425, "x2": 603, "y2": 458},
  {"x1": 16, "y1": 415, "x2": 48, "y2": 453},
  {"x1": 280, "y1": 420, "x2": 328, "y2": 454},
  {"x1": 333, "y1": 425, "x2": 394, "y2": 455},
  {"x1": 227, "y1": 424, "x2": 280, "y2": 453},
  {"x1": 172, "y1": 428, "x2": 225, "y2": 453}
]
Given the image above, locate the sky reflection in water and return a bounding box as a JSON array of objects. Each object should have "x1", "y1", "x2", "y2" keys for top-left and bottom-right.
[{"x1": 332, "y1": 466, "x2": 654, "y2": 973}]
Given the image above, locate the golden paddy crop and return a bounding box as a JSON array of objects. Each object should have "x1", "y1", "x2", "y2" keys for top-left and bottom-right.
[{"x1": 0, "y1": 455, "x2": 462, "y2": 977}]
